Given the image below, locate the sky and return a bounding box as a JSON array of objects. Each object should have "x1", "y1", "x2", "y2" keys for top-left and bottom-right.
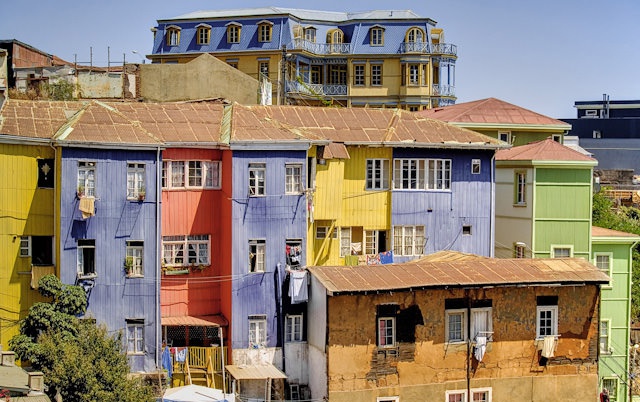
[{"x1": 2, "y1": 0, "x2": 640, "y2": 118}]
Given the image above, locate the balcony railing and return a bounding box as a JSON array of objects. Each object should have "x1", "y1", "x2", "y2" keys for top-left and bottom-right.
[
  {"x1": 290, "y1": 38, "x2": 352, "y2": 55},
  {"x1": 399, "y1": 42, "x2": 457, "y2": 56},
  {"x1": 432, "y1": 84, "x2": 456, "y2": 97},
  {"x1": 286, "y1": 80, "x2": 347, "y2": 97},
  {"x1": 432, "y1": 43, "x2": 457, "y2": 56}
]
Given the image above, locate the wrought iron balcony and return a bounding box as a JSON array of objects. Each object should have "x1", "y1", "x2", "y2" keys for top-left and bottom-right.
[
  {"x1": 431, "y1": 43, "x2": 457, "y2": 56},
  {"x1": 399, "y1": 42, "x2": 457, "y2": 57},
  {"x1": 290, "y1": 38, "x2": 352, "y2": 55},
  {"x1": 286, "y1": 80, "x2": 347, "y2": 97},
  {"x1": 432, "y1": 84, "x2": 456, "y2": 97}
]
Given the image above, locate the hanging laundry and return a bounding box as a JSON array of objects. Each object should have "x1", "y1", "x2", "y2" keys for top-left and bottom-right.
[
  {"x1": 79, "y1": 197, "x2": 95, "y2": 219},
  {"x1": 380, "y1": 250, "x2": 394, "y2": 264},
  {"x1": 289, "y1": 270, "x2": 308, "y2": 304},
  {"x1": 541, "y1": 335, "x2": 556, "y2": 358},
  {"x1": 162, "y1": 346, "x2": 173, "y2": 379},
  {"x1": 367, "y1": 254, "x2": 381, "y2": 265},
  {"x1": 474, "y1": 336, "x2": 487, "y2": 362},
  {"x1": 175, "y1": 347, "x2": 188, "y2": 363},
  {"x1": 344, "y1": 255, "x2": 359, "y2": 266},
  {"x1": 350, "y1": 242, "x2": 362, "y2": 255}
]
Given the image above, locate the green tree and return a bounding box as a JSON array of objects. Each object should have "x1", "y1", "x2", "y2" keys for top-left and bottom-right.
[{"x1": 9, "y1": 275, "x2": 154, "y2": 401}]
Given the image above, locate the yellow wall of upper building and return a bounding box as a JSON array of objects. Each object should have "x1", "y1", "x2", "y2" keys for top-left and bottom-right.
[
  {"x1": 0, "y1": 143, "x2": 55, "y2": 348},
  {"x1": 308, "y1": 146, "x2": 391, "y2": 266}
]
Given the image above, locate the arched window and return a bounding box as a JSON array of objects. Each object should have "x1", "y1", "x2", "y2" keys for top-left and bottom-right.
[
  {"x1": 406, "y1": 27, "x2": 425, "y2": 43},
  {"x1": 369, "y1": 25, "x2": 385, "y2": 46},
  {"x1": 327, "y1": 29, "x2": 344, "y2": 44},
  {"x1": 166, "y1": 25, "x2": 181, "y2": 47},
  {"x1": 304, "y1": 27, "x2": 316, "y2": 42},
  {"x1": 196, "y1": 24, "x2": 211, "y2": 45}
]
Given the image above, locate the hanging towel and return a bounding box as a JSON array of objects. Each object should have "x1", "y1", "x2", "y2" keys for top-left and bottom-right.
[
  {"x1": 176, "y1": 347, "x2": 188, "y2": 363},
  {"x1": 79, "y1": 197, "x2": 95, "y2": 219},
  {"x1": 344, "y1": 255, "x2": 359, "y2": 266},
  {"x1": 350, "y1": 242, "x2": 362, "y2": 255},
  {"x1": 474, "y1": 336, "x2": 487, "y2": 362},
  {"x1": 541, "y1": 335, "x2": 556, "y2": 358},
  {"x1": 289, "y1": 270, "x2": 308, "y2": 304},
  {"x1": 380, "y1": 250, "x2": 394, "y2": 264},
  {"x1": 367, "y1": 254, "x2": 381, "y2": 265},
  {"x1": 162, "y1": 346, "x2": 173, "y2": 379}
]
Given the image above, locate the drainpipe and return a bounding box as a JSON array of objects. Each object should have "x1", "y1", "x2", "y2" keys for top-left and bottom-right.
[
  {"x1": 49, "y1": 141, "x2": 58, "y2": 277},
  {"x1": 155, "y1": 146, "x2": 162, "y2": 369},
  {"x1": 466, "y1": 290, "x2": 471, "y2": 401},
  {"x1": 490, "y1": 152, "x2": 496, "y2": 257}
]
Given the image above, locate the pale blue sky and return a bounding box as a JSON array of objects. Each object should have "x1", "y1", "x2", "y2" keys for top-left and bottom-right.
[{"x1": 2, "y1": 0, "x2": 639, "y2": 118}]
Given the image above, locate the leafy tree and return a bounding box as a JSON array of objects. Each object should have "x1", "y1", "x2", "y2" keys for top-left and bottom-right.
[{"x1": 9, "y1": 275, "x2": 154, "y2": 401}]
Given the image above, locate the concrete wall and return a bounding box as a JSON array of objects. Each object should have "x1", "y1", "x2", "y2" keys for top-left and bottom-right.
[
  {"x1": 325, "y1": 285, "x2": 599, "y2": 402},
  {"x1": 140, "y1": 54, "x2": 258, "y2": 104}
]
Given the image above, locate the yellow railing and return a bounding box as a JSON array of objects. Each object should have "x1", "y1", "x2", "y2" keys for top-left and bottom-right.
[{"x1": 172, "y1": 346, "x2": 226, "y2": 371}]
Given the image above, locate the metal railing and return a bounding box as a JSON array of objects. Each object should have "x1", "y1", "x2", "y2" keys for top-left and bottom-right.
[
  {"x1": 286, "y1": 80, "x2": 347, "y2": 96},
  {"x1": 290, "y1": 38, "x2": 352, "y2": 55},
  {"x1": 432, "y1": 43, "x2": 457, "y2": 56},
  {"x1": 432, "y1": 84, "x2": 456, "y2": 97},
  {"x1": 399, "y1": 42, "x2": 457, "y2": 56}
]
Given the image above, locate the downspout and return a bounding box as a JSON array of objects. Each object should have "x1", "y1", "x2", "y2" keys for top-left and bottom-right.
[
  {"x1": 466, "y1": 290, "x2": 471, "y2": 401},
  {"x1": 155, "y1": 145, "x2": 162, "y2": 369},
  {"x1": 490, "y1": 152, "x2": 496, "y2": 257},
  {"x1": 49, "y1": 141, "x2": 58, "y2": 277},
  {"x1": 277, "y1": 262, "x2": 286, "y2": 373}
]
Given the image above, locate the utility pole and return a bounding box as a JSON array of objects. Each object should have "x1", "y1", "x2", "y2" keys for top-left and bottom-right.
[{"x1": 280, "y1": 45, "x2": 287, "y2": 105}]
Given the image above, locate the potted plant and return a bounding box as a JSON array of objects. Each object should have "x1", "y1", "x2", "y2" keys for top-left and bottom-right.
[
  {"x1": 124, "y1": 256, "x2": 134, "y2": 275},
  {"x1": 137, "y1": 187, "x2": 146, "y2": 202},
  {"x1": 77, "y1": 185, "x2": 85, "y2": 198}
]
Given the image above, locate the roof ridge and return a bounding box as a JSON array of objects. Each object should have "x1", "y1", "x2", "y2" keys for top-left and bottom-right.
[{"x1": 96, "y1": 101, "x2": 164, "y2": 144}]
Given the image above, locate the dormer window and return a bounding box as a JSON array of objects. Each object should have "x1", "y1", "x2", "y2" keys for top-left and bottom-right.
[
  {"x1": 166, "y1": 25, "x2": 181, "y2": 47},
  {"x1": 196, "y1": 23, "x2": 211, "y2": 45},
  {"x1": 226, "y1": 22, "x2": 242, "y2": 44},
  {"x1": 327, "y1": 28, "x2": 344, "y2": 45},
  {"x1": 304, "y1": 27, "x2": 316, "y2": 42},
  {"x1": 370, "y1": 25, "x2": 385, "y2": 46},
  {"x1": 258, "y1": 20, "x2": 273, "y2": 43},
  {"x1": 406, "y1": 27, "x2": 425, "y2": 43}
]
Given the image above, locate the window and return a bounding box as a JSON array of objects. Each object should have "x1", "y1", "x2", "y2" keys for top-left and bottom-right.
[
  {"x1": 19, "y1": 235, "x2": 53, "y2": 264},
  {"x1": 393, "y1": 159, "x2": 451, "y2": 190},
  {"x1": 536, "y1": 296, "x2": 558, "y2": 339},
  {"x1": 285, "y1": 164, "x2": 303, "y2": 194},
  {"x1": 20, "y1": 236, "x2": 30, "y2": 257},
  {"x1": 471, "y1": 159, "x2": 481, "y2": 174},
  {"x1": 340, "y1": 227, "x2": 351, "y2": 257},
  {"x1": 370, "y1": 27, "x2": 384, "y2": 46},
  {"x1": 371, "y1": 64, "x2": 382, "y2": 86},
  {"x1": 365, "y1": 230, "x2": 387, "y2": 255},
  {"x1": 126, "y1": 319, "x2": 144, "y2": 354},
  {"x1": 552, "y1": 246, "x2": 572, "y2": 258},
  {"x1": 249, "y1": 240, "x2": 266, "y2": 272},
  {"x1": 196, "y1": 24, "x2": 211, "y2": 45},
  {"x1": 514, "y1": 171, "x2": 526, "y2": 205},
  {"x1": 600, "y1": 320, "x2": 610, "y2": 353},
  {"x1": 602, "y1": 378, "x2": 618, "y2": 401},
  {"x1": 249, "y1": 315, "x2": 267, "y2": 347},
  {"x1": 446, "y1": 389, "x2": 492, "y2": 402},
  {"x1": 227, "y1": 61, "x2": 238, "y2": 69},
  {"x1": 470, "y1": 307, "x2": 492, "y2": 340},
  {"x1": 227, "y1": 23, "x2": 241, "y2": 43},
  {"x1": 259, "y1": 61, "x2": 269, "y2": 77},
  {"x1": 286, "y1": 314, "x2": 303, "y2": 342},
  {"x1": 258, "y1": 21, "x2": 273, "y2": 42},
  {"x1": 498, "y1": 131, "x2": 511, "y2": 143},
  {"x1": 378, "y1": 317, "x2": 395, "y2": 347},
  {"x1": 406, "y1": 27, "x2": 424, "y2": 43},
  {"x1": 514, "y1": 242, "x2": 526, "y2": 258},
  {"x1": 329, "y1": 65, "x2": 347, "y2": 85},
  {"x1": 366, "y1": 159, "x2": 390, "y2": 190},
  {"x1": 393, "y1": 225, "x2": 424, "y2": 256},
  {"x1": 125, "y1": 241, "x2": 144, "y2": 276},
  {"x1": 354, "y1": 64, "x2": 365, "y2": 86},
  {"x1": 127, "y1": 163, "x2": 145, "y2": 199},
  {"x1": 551, "y1": 134, "x2": 562, "y2": 143},
  {"x1": 78, "y1": 161, "x2": 96, "y2": 197},
  {"x1": 595, "y1": 253, "x2": 612, "y2": 280},
  {"x1": 446, "y1": 391, "x2": 466, "y2": 402},
  {"x1": 304, "y1": 27, "x2": 316, "y2": 42},
  {"x1": 162, "y1": 161, "x2": 221, "y2": 189},
  {"x1": 471, "y1": 389, "x2": 491, "y2": 402},
  {"x1": 316, "y1": 225, "x2": 337, "y2": 239},
  {"x1": 446, "y1": 309, "x2": 466, "y2": 343},
  {"x1": 37, "y1": 158, "x2": 54, "y2": 188},
  {"x1": 162, "y1": 235, "x2": 210, "y2": 266},
  {"x1": 409, "y1": 64, "x2": 419, "y2": 85},
  {"x1": 290, "y1": 384, "x2": 300, "y2": 401},
  {"x1": 249, "y1": 163, "x2": 266, "y2": 196},
  {"x1": 166, "y1": 26, "x2": 181, "y2": 46},
  {"x1": 327, "y1": 29, "x2": 344, "y2": 44},
  {"x1": 77, "y1": 239, "x2": 96, "y2": 278},
  {"x1": 462, "y1": 225, "x2": 472, "y2": 236},
  {"x1": 286, "y1": 239, "x2": 302, "y2": 267}
]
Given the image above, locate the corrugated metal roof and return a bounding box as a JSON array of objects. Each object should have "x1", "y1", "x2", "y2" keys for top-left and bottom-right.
[
  {"x1": 225, "y1": 364, "x2": 287, "y2": 380},
  {"x1": 162, "y1": 315, "x2": 228, "y2": 327},
  {"x1": 495, "y1": 138, "x2": 597, "y2": 163},
  {"x1": 592, "y1": 226, "x2": 640, "y2": 239},
  {"x1": 0, "y1": 99, "x2": 86, "y2": 139},
  {"x1": 419, "y1": 97, "x2": 571, "y2": 129},
  {"x1": 307, "y1": 256, "x2": 609, "y2": 294}
]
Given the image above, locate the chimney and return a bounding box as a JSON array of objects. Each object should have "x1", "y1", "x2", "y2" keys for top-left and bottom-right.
[
  {"x1": 28, "y1": 371, "x2": 45, "y2": 392},
  {"x1": 1, "y1": 351, "x2": 15, "y2": 366}
]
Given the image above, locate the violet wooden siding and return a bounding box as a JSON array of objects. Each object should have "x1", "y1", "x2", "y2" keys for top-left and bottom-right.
[
  {"x1": 230, "y1": 150, "x2": 307, "y2": 350},
  {"x1": 58, "y1": 148, "x2": 160, "y2": 372},
  {"x1": 391, "y1": 149, "x2": 494, "y2": 261}
]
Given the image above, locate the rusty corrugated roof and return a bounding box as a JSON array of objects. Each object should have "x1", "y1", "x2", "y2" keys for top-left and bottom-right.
[
  {"x1": 225, "y1": 364, "x2": 287, "y2": 380},
  {"x1": 307, "y1": 257, "x2": 609, "y2": 294},
  {"x1": 161, "y1": 314, "x2": 228, "y2": 327},
  {"x1": 0, "y1": 99, "x2": 86, "y2": 139},
  {"x1": 495, "y1": 138, "x2": 597, "y2": 163},
  {"x1": 418, "y1": 97, "x2": 571, "y2": 129}
]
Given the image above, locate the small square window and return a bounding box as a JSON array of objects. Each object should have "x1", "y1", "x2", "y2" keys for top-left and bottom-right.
[
  {"x1": 316, "y1": 226, "x2": 337, "y2": 239},
  {"x1": 20, "y1": 236, "x2": 31, "y2": 257},
  {"x1": 285, "y1": 164, "x2": 303, "y2": 194},
  {"x1": 462, "y1": 225, "x2": 472, "y2": 236},
  {"x1": 552, "y1": 246, "x2": 572, "y2": 258},
  {"x1": 536, "y1": 304, "x2": 558, "y2": 338},
  {"x1": 446, "y1": 309, "x2": 466, "y2": 343},
  {"x1": 471, "y1": 159, "x2": 481, "y2": 174},
  {"x1": 498, "y1": 131, "x2": 511, "y2": 143}
]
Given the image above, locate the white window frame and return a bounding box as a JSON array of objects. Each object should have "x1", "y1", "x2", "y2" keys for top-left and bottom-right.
[
  {"x1": 498, "y1": 131, "x2": 511, "y2": 143},
  {"x1": 551, "y1": 245, "x2": 573, "y2": 258},
  {"x1": 127, "y1": 163, "x2": 145, "y2": 199},
  {"x1": 551, "y1": 134, "x2": 562, "y2": 143},
  {"x1": 377, "y1": 316, "x2": 395, "y2": 347},
  {"x1": 78, "y1": 161, "x2": 96, "y2": 197},
  {"x1": 365, "y1": 230, "x2": 384, "y2": 255},
  {"x1": 316, "y1": 226, "x2": 337, "y2": 239},
  {"x1": 125, "y1": 240, "x2": 144, "y2": 277},
  {"x1": 600, "y1": 319, "x2": 611, "y2": 354},
  {"x1": 514, "y1": 242, "x2": 526, "y2": 258},
  {"x1": 162, "y1": 235, "x2": 210, "y2": 267},
  {"x1": 77, "y1": 239, "x2": 96, "y2": 278},
  {"x1": 514, "y1": 171, "x2": 526, "y2": 205},
  {"x1": 167, "y1": 27, "x2": 180, "y2": 46},
  {"x1": 249, "y1": 163, "x2": 266, "y2": 196},
  {"x1": 471, "y1": 159, "x2": 481, "y2": 175},
  {"x1": 304, "y1": 27, "x2": 316, "y2": 42},
  {"x1": 126, "y1": 319, "x2": 144, "y2": 354},
  {"x1": 249, "y1": 315, "x2": 267, "y2": 347},
  {"x1": 408, "y1": 64, "x2": 419, "y2": 85},
  {"x1": 470, "y1": 307, "x2": 492, "y2": 340},
  {"x1": 471, "y1": 388, "x2": 492, "y2": 402},
  {"x1": 340, "y1": 227, "x2": 352, "y2": 257},
  {"x1": 536, "y1": 305, "x2": 558, "y2": 339},
  {"x1": 285, "y1": 163, "x2": 303, "y2": 194},
  {"x1": 594, "y1": 252, "x2": 613, "y2": 287},
  {"x1": 163, "y1": 160, "x2": 221, "y2": 190},
  {"x1": 249, "y1": 239, "x2": 266, "y2": 273},
  {"x1": 366, "y1": 159, "x2": 390, "y2": 190},
  {"x1": 259, "y1": 61, "x2": 269, "y2": 76},
  {"x1": 446, "y1": 308, "x2": 466, "y2": 343},
  {"x1": 354, "y1": 64, "x2": 365, "y2": 86},
  {"x1": 602, "y1": 377, "x2": 618, "y2": 401},
  {"x1": 445, "y1": 389, "x2": 492, "y2": 402},
  {"x1": 285, "y1": 314, "x2": 303, "y2": 342},
  {"x1": 393, "y1": 158, "x2": 451, "y2": 190},
  {"x1": 20, "y1": 236, "x2": 31, "y2": 257},
  {"x1": 393, "y1": 225, "x2": 424, "y2": 256},
  {"x1": 377, "y1": 397, "x2": 399, "y2": 402},
  {"x1": 445, "y1": 390, "x2": 466, "y2": 402}
]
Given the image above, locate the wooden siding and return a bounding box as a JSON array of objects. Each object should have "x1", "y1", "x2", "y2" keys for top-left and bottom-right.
[
  {"x1": 391, "y1": 149, "x2": 495, "y2": 261},
  {"x1": 161, "y1": 148, "x2": 227, "y2": 320},
  {"x1": 0, "y1": 143, "x2": 54, "y2": 348},
  {"x1": 230, "y1": 150, "x2": 307, "y2": 350},
  {"x1": 58, "y1": 147, "x2": 159, "y2": 372}
]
